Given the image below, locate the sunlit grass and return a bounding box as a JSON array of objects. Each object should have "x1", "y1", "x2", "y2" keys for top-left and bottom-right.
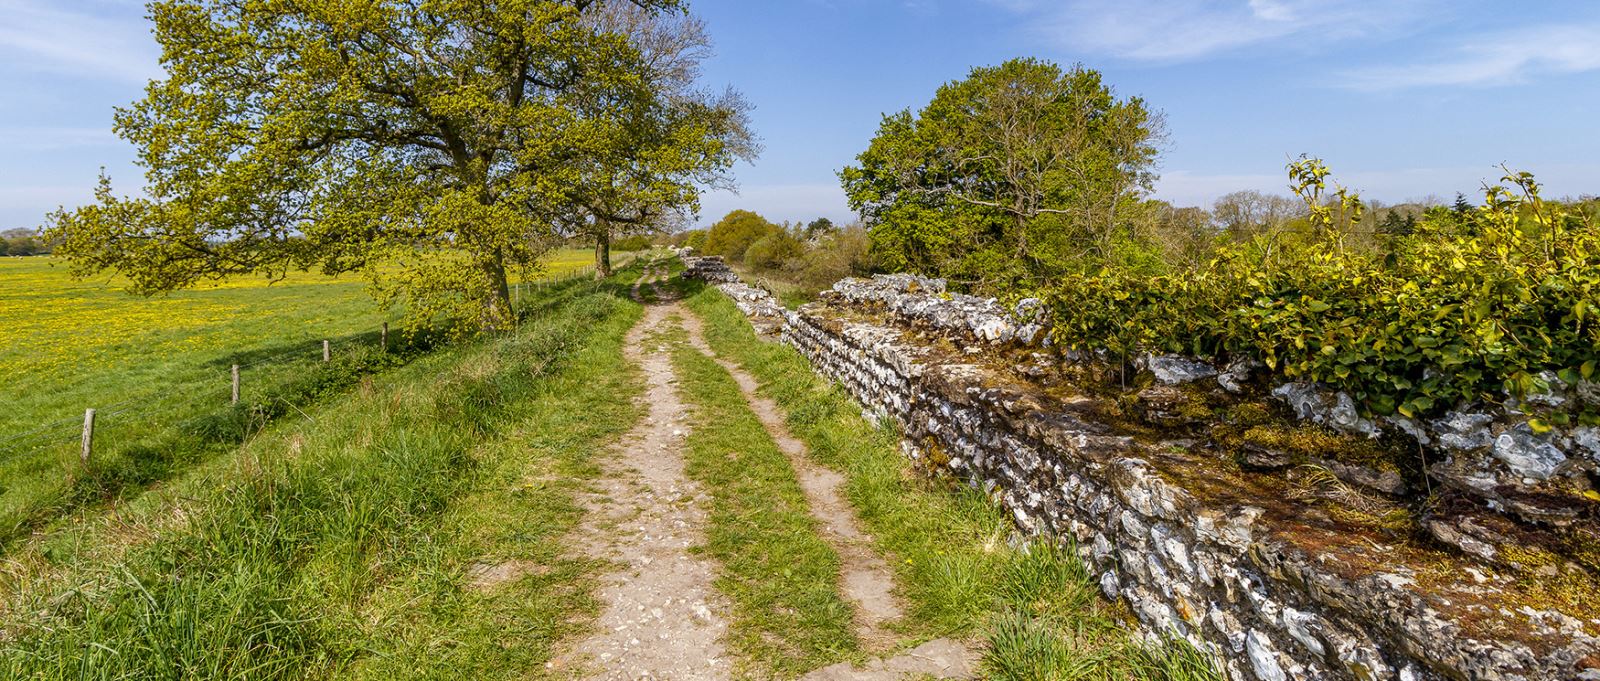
[
  {"x1": 0, "y1": 271, "x2": 647, "y2": 679},
  {"x1": 0, "y1": 248, "x2": 617, "y2": 547}
]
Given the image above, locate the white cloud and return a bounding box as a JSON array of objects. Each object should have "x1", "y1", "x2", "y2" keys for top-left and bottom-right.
[
  {"x1": 991, "y1": 0, "x2": 1434, "y2": 61},
  {"x1": 1340, "y1": 24, "x2": 1600, "y2": 89},
  {"x1": 696, "y1": 183, "x2": 853, "y2": 228},
  {"x1": 0, "y1": 0, "x2": 160, "y2": 84}
]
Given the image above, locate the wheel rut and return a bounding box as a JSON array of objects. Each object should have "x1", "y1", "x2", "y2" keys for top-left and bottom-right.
[
  {"x1": 564, "y1": 261, "x2": 972, "y2": 679},
  {"x1": 558, "y1": 263, "x2": 730, "y2": 680},
  {"x1": 676, "y1": 286, "x2": 976, "y2": 680}
]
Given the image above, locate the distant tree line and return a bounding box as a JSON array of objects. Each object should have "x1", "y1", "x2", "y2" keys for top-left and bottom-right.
[
  {"x1": 0, "y1": 228, "x2": 54, "y2": 256},
  {"x1": 670, "y1": 210, "x2": 871, "y2": 290}
]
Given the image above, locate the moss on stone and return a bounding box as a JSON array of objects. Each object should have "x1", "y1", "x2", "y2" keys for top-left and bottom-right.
[
  {"x1": 1225, "y1": 402, "x2": 1275, "y2": 427},
  {"x1": 1176, "y1": 397, "x2": 1216, "y2": 422},
  {"x1": 1236, "y1": 423, "x2": 1400, "y2": 472},
  {"x1": 1327, "y1": 505, "x2": 1417, "y2": 536}
]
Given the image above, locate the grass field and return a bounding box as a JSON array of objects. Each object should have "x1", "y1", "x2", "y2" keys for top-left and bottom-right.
[
  {"x1": 0, "y1": 248, "x2": 616, "y2": 546},
  {"x1": 0, "y1": 268, "x2": 647, "y2": 678}
]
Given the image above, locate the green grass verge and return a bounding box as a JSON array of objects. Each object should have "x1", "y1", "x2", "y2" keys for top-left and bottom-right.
[
  {"x1": 683, "y1": 284, "x2": 1224, "y2": 681},
  {"x1": 0, "y1": 249, "x2": 623, "y2": 546},
  {"x1": 663, "y1": 317, "x2": 858, "y2": 676},
  {"x1": 0, "y1": 273, "x2": 645, "y2": 680},
  {"x1": 345, "y1": 282, "x2": 644, "y2": 679}
]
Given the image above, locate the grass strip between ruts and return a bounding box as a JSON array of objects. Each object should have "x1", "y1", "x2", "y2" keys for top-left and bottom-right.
[{"x1": 664, "y1": 316, "x2": 860, "y2": 677}]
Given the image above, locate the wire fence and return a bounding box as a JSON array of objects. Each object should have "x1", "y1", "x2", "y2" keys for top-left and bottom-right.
[{"x1": 0, "y1": 253, "x2": 644, "y2": 473}]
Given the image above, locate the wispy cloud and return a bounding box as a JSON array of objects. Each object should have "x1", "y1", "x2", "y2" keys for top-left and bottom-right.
[
  {"x1": 1340, "y1": 23, "x2": 1600, "y2": 89},
  {"x1": 0, "y1": 0, "x2": 160, "y2": 84},
  {"x1": 991, "y1": 0, "x2": 1434, "y2": 62}
]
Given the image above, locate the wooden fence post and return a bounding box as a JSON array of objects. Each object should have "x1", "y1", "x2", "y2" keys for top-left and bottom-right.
[
  {"x1": 381, "y1": 322, "x2": 389, "y2": 352},
  {"x1": 323, "y1": 340, "x2": 330, "y2": 362},
  {"x1": 80, "y1": 408, "x2": 95, "y2": 465},
  {"x1": 231, "y1": 364, "x2": 240, "y2": 404}
]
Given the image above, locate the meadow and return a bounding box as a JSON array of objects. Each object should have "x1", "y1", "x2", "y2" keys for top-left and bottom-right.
[
  {"x1": 0, "y1": 248, "x2": 615, "y2": 544},
  {"x1": 0, "y1": 268, "x2": 646, "y2": 678}
]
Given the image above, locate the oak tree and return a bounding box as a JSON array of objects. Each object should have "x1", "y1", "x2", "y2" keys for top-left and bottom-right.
[
  {"x1": 841, "y1": 58, "x2": 1164, "y2": 291},
  {"x1": 558, "y1": 4, "x2": 755, "y2": 278},
  {"x1": 46, "y1": 0, "x2": 720, "y2": 333}
]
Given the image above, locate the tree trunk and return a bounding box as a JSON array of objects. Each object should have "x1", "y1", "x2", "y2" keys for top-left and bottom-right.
[
  {"x1": 480, "y1": 255, "x2": 514, "y2": 332},
  {"x1": 593, "y1": 229, "x2": 612, "y2": 280}
]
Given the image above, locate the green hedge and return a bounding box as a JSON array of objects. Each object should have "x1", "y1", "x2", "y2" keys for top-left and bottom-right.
[{"x1": 1044, "y1": 179, "x2": 1600, "y2": 424}]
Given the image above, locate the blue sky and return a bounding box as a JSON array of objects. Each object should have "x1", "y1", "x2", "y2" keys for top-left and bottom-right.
[{"x1": 2, "y1": 0, "x2": 1598, "y2": 230}]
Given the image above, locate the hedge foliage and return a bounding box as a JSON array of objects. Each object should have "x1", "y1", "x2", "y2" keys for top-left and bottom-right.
[{"x1": 1043, "y1": 170, "x2": 1600, "y2": 422}]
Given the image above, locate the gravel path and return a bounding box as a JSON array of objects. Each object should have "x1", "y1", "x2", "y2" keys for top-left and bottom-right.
[
  {"x1": 559, "y1": 266, "x2": 731, "y2": 680},
  {"x1": 561, "y1": 261, "x2": 972, "y2": 679},
  {"x1": 680, "y1": 294, "x2": 976, "y2": 680}
]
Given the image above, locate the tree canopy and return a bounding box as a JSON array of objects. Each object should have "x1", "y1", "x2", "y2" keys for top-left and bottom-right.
[
  {"x1": 840, "y1": 58, "x2": 1164, "y2": 292},
  {"x1": 47, "y1": 0, "x2": 742, "y2": 333},
  {"x1": 555, "y1": 3, "x2": 756, "y2": 278},
  {"x1": 701, "y1": 209, "x2": 776, "y2": 262}
]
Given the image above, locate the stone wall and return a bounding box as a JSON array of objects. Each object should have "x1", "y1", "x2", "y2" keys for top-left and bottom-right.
[{"x1": 686, "y1": 264, "x2": 1600, "y2": 681}]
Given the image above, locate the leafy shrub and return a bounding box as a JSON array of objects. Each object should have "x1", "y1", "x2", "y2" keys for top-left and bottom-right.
[
  {"x1": 1043, "y1": 169, "x2": 1600, "y2": 422},
  {"x1": 780, "y1": 224, "x2": 874, "y2": 288},
  {"x1": 742, "y1": 230, "x2": 803, "y2": 270},
  {"x1": 704, "y1": 209, "x2": 779, "y2": 262},
  {"x1": 612, "y1": 234, "x2": 653, "y2": 251}
]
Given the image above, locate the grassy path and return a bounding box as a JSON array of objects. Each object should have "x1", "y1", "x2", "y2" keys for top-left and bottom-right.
[{"x1": 676, "y1": 305, "x2": 978, "y2": 680}]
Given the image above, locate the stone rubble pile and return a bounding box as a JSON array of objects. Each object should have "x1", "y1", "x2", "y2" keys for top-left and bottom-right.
[
  {"x1": 718, "y1": 283, "x2": 782, "y2": 320},
  {"x1": 697, "y1": 261, "x2": 1600, "y2": 681},
  {"x1": 679, "y1": 254, "x2": 784, "y2": 332},
  {"x1": 679, "y1": 254, "x2": 740, "y2": 284}
]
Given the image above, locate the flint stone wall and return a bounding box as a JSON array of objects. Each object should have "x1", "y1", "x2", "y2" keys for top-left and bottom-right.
[
  {"x1": 695, "y1": 267, "x2": 1600, "y2": 681},
  {"x1": 805, "y1": 274, "x2": 1600, "y2": 536}
]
